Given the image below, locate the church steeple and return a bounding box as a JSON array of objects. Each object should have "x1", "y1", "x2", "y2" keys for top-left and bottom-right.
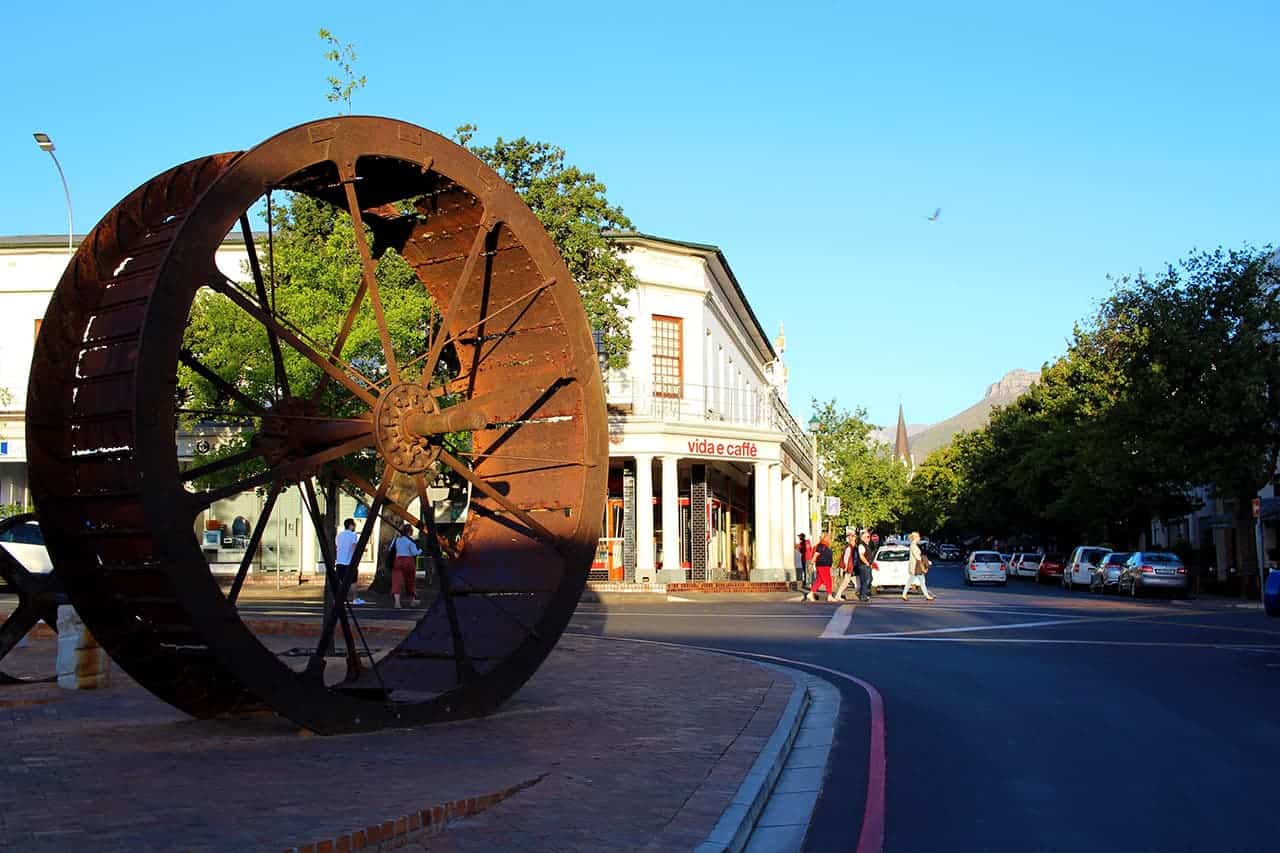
[{"x1": 894, "y1": 404, "x2": 914, "y2": 470}]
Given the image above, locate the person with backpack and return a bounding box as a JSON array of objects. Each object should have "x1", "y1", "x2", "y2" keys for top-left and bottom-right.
[
  {"x1": 389, "y1": 522, "x2": 423, "y2": 609},
  {"x1": 804, "y1": 534, "x2": 837, "y2": 602}
]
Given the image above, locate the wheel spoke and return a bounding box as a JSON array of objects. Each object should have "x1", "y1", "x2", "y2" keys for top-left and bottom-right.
[
  {"x1": 227, "y1": 479, "x2": 283, "y2": 605},
  {"x1": 190, "y1": 468, "x2": 276, "y2": 511},
  {"x1": 341, "y1": 172, "x2": 400, "y2": 386},
  {"x1": 334, "y1": 465, "x2": 422, "y2": 529},
  {"x1": 179, "y1": 350, "x2": 268, "y2": 416},
  {"x1": 437, "y1": 449, "x2": 559, "y2": 547},
  {"x1": 206, "y1": 277, "x2": 378, "y2": 407},
  {"x1": 406, "y1": 376, "x2": 576, "y2": 438},
  {"x1": 416, "y1": 473, "x2": 477, "y2": 683},
  {"x1": 422, "y1": 217, "x2": 500, "y2": 383},
  {"x1": 300, "y1": 479, "x2": 362, "y2": 683},
  {"x1": 181, "y1": 446, "x2": 265, "y2": 484},
  {"x1": 188, "y1": 433, "x2": 373, "y2": 512},
  {"x1": 239, "y1": 213, "x2": 291, "y2": 399}
]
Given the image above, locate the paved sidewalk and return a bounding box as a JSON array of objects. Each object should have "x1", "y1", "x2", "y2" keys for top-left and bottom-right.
[{"x1": 0, "y1": 626, "x2": 794, "y2": 852}]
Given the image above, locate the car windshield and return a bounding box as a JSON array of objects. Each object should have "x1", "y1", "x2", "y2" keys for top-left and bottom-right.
[
  {"x1": 1143, "y1": 552, "x2": 1180, "y2": 563},
  {"x1": 1106, "y1": 553, "x2": 1130, "y2": 565},
  {"x1": 0, "y1": 523, "x2": 43, "y2": 545},
  {"x1": 1081, "y1": 548, "x2": 1110, "y2": 563},
  {"x1": 1022, "y1": 554, "x2": 1041, "y2": 563},
  {"x1": 974, "y1": 552, "x2": 1001, "y2": 561},
  {"x1": 876, "y1": 549, "x2": 909, "y2": 561},
  {"x1": 1044, "y1": 554, "x2": 1064, "y2": 562}
]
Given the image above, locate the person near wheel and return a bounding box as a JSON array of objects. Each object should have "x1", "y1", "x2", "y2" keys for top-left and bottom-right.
[
  {"x1": 904, "y1": 531, "x2": 936, "y2": 602},
  {"x1": 390, "y1": 522, "x2": 423, "y2": 609},
  {"x1": 334, "y1": 517, "x2": 364, "y2": 605}
]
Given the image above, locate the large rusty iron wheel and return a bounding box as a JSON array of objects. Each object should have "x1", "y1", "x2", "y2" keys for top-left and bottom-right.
[{"x1": 27, "y1": 117, "x2": 606, "y2": 733}]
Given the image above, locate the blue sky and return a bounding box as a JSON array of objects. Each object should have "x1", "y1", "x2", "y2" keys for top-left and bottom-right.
[{"x1": 6, "y1": 0, "x2": 1278, "y2": 432}]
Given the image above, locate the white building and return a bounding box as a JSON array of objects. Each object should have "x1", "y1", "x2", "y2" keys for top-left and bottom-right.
[
  {"x1": 0, "y1": 230, "x2": 817, "y2": 586},
  {"x1": 598, "y1": 233, "x2": 817, "y2": 584}
]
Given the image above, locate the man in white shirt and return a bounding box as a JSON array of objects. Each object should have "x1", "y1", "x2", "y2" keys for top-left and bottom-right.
[{"x1": 335, "y1": 518, "x2": 364, "y2": 605}]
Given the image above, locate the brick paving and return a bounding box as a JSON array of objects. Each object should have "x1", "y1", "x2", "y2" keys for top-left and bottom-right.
[{"x1": 0, "y1": 627, "x2": 790, "y2": 852}]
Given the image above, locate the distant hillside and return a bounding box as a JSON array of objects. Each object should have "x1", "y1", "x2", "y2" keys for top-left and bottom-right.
[{"x1": 908, "y1": 369, "x2": 1041, "y2": 460}]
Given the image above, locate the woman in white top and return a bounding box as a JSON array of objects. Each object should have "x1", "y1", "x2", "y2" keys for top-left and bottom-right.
[
  {"x1": 391, "y1": 523, "x2": 424, "y2": 609},
  {"x1": 905, "y1": 531, "x2": 936, "y2": 602}
]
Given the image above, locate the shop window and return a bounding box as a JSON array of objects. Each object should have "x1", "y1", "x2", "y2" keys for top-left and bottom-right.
[{"x1": 652, "y1": 315, "x2": 683, "y2": 398}]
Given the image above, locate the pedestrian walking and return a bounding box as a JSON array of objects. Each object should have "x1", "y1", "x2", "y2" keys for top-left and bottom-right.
[
  {"x1": 832, "y1": 532, "x2": 858, "y2": 601},
  {"x1": 856, "y1": 530, "x2": 874, "y2": 602},
  {"x1": 805, "y1": 534, "x2": 837, "y2": 602},
  {"x1": 796, "y1": 533, "x2": 815, "y2": 587},
  {"x1": 904, "y1": 531, "x2": 936, "y2": 602},
  {"x1": 390, "y1": 522, "x2": 423, "y2": 609},
  {"x1": 334, "y1": 518, "x2": 365, "y2": 605}
]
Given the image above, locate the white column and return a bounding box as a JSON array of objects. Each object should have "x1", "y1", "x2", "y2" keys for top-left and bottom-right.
[
  {"x1": 793, "y1": 479, "x2": 806, "y2": 546},
  {"x1": 753, "y1": 461, "x2": 771, "y2": 575},
  {"x1": 781, "y1": 474, "x2": 795, "y2": 580},
  {"x1": 660, "y1": 455, "x2": 680, "y2": 580},
  {"x1": 798, "y1": 485, "x2": 811, "y2": 538},
  {"x1": 770, "y1": 464, "x2": 786, "y2": 572},
  {"x1": 635, "y1": 454, "x2": 655, "y2": 578}
]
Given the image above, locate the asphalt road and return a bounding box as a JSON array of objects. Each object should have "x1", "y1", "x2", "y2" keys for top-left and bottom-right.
[
  {"x1": 563, "y1": 564, "x2": 1280, "y2": 852},
  {"x1": 24, "y1": 564, "x2": 1280, "y2": 852}
]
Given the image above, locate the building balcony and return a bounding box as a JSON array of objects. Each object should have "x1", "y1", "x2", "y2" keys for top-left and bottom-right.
[{"x1": 605, "y1": 376, "x2": 814, "y2": 474}]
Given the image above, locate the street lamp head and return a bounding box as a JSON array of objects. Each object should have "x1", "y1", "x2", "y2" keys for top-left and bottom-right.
[
  {"x1": 807, "y1": 415, "x2": 821, "y2": 433},
  {"x1": 33, "y1": 132, "x2": 55, "y2": 152}
]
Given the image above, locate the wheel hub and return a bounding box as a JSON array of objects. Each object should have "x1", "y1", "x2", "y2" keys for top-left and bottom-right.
[{"x1": 374, "y1": 382, "x2": 442, "y2": 474}]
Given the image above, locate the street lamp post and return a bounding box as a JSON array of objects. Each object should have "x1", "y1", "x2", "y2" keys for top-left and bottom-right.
[{"x1": 33, "y1": 132, "x2": 74, "y2": 255}]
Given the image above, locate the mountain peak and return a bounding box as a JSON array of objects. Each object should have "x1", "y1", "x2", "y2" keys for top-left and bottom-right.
[
  {"x1": 907, "y1": 369, "x2": 1041, "y2": 459},
  {"x1": 983, "y1": 369, "x2": 1040, "y2": 402}
]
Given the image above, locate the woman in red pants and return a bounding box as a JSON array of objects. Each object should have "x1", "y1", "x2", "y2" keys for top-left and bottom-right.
[
  {"x1": 805, "y1": 534, "x2": 836, "y2": 602},
  {"x1": 390, "y1": 522, "x2": 423, "y2": 608}
]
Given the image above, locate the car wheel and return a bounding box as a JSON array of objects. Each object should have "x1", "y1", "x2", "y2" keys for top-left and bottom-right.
[{"x1": 1001, "y1": 581, "x2": 1008, "y2": 587}]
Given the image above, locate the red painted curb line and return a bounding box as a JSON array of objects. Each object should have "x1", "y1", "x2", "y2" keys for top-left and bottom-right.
[{"x1": 565, "y1": 632, "x2": 887, "y2": 853}]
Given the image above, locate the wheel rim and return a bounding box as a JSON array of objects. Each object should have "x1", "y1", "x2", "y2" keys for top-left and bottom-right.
[{"x1": 28, "y1": 118, "x2": 607, "y2": 733}]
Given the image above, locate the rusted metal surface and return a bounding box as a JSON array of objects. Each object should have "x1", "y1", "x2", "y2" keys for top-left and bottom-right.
[
  {"x1": 0, "y1": 514, "x2": 67, "y2": 684},
  {"x1": 26, "y1": 117, "x2": 607, "y2": 732}
]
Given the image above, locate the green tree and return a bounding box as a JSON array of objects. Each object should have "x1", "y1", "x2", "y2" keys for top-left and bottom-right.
[
  {"x1": 319, "y1": 28, "x2": 367, "y2": 113},
  {"x1": 811, "y1": 399, "x2": 909, "y2": 534}
]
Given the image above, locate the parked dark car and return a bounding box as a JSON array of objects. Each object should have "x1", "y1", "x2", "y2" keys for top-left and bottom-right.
[{"x1": 1119, "y1": 551, "x2": 1189, "y2": 598}]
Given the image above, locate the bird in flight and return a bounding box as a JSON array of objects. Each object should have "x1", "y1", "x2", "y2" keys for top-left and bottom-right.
[{"x1": 927, "y1": 208, "x2": 941, "y2": 222}]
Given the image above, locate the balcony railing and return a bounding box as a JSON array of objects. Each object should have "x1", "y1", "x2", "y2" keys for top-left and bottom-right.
[{"x1": 606, "y1": 376, "x2": 814, "y2": 474}]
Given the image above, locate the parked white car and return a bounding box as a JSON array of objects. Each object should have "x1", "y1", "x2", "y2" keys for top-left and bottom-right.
[
  {"x1": 1064, "y1": 546, "x2": 1111, "y2": 590},
  {"x1": 869, "y1": 545, "x2": 912, "y2": 592},
  {"x1": 0, "y1": 518, "x2": 53, "y2": 575},
  {"x1": 965, "y1": 550, "x2": 1007, "y2": 586},
  {"x1": 1016, "y1": 553, "x2": 1043, "y2": 579}
]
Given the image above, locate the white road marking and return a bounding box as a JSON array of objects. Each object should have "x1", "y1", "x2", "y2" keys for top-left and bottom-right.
[
  {"x1": 821, "y1": 604, "x2": 856, "y2": 638},
  {"x1": 842, "y1": 617, "x2": 1093, "y2": 639}
]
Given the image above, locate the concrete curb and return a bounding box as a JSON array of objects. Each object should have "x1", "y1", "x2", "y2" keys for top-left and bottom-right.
[{"x1": 696, "y1": 673, "x2": 811, "y2": 853}]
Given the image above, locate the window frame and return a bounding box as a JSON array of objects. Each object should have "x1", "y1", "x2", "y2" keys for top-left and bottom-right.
[{"x1": 651, "y1": 314, "x2": 684, "y2": 399}]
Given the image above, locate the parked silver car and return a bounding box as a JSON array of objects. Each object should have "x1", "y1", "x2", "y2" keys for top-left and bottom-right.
[
  {"x1": 1089, "y1": 551, "x2": 1131, "y2": 593},
  {"x1": 1016, "y1": 553, "x2": 1042, "y2": 579},
  {"x1": 1118, "y1": 551, "x2": 1188, "y2": 598}
]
